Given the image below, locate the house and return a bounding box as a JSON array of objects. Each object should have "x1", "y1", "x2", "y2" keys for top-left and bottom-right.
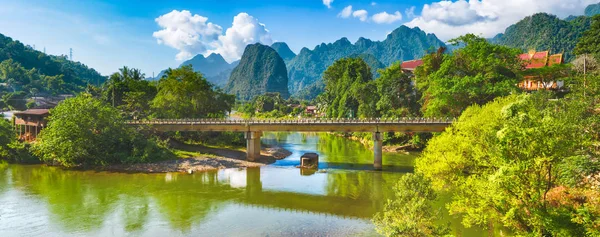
[
  {"x1": 305, "y1": 106, "x2": 317, "y2": 115},
  {"x1": 14, "y1": 109, "x2": 50, "y2": 141},
  {"x1": 518, "y1": 50, "x2": 565, "y2": 91}
]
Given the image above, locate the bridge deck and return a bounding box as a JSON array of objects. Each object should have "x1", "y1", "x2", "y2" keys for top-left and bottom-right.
[{"x1": 126, "y1": 118, "x2": 453, "y2": 133}]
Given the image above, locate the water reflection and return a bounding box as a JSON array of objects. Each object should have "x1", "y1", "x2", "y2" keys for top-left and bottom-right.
[{"x1": 0, "y1": 164, "x2": 400, "y2": 235}]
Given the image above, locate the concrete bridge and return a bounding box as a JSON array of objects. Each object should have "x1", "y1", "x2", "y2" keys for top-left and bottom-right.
[{"x1": 127, "y1": 118, "x2": 454, "y2": 169}]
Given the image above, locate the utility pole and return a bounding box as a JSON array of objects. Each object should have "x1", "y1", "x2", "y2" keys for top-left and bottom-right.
[
  {"x1": 69, "y1": 48, "x2": 73, "y2": 61},
  {"x1": 43, "y1": 47, "x2": 46, "y2": 54},
  {"x1": 584, "y1": 55, "x2": 587, "y2": 98}
]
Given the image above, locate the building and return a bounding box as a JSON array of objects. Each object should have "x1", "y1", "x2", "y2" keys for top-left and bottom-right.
[
  {"x1": 14, "y1": 109, "x2": 50, "y2": 141},
  {"x1": 305, "y1": 106, "x2": 317, "y2": 115},
  {"x1": 401, "y1": 59, "x2": 423, "y2": 73},
  {"x1": 518, "y1": 50, "x2": 565, "y2": 91}
]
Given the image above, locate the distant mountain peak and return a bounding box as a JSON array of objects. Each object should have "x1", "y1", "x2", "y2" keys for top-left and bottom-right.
[{"x1": 270, "y1": 42, "x2": 296, "y2": 63}]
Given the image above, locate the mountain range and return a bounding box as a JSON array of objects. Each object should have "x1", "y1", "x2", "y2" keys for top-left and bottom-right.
[{"x1": 154, "y1": 53, "x2": 238, "y2": 86}]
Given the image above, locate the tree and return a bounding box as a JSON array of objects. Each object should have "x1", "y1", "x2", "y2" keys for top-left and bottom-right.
[
  {"x1": 319, "y1": 57, "x2": 378, "y2": 118},
  {"x1": 416, "y1": 93, "x2": 600, "y2": 235},
  {"x1": 103, "y1": 66, "x2": 157, "y2": 119},
  {"x1": 574, "y1": 15, "x2": 600, "y2": 57},
  {"x1": 375, "y1": 62, "x2": 418, "y2": 117},
  {"x1": 415, "y1": 34, "x2": 522, "y2": 117},
  {"x1": 151, "y1": 66, "x2": 234, "y2": 119},
  {"x1": 33, "y1": 94, "x2": 171, "y2": 167},
  {"x1": 373, "y1": 173, "x2": 450, "y2": 237}
]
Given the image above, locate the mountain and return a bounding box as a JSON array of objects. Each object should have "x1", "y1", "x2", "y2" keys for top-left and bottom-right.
[
  {"x1": 286, "y1": 26, "x2": 446, "y2": 96},
  {"x1": 270, "y1": 42, "x2": 296, "y2": 63},
  {"x1": 491, "y1": 13, "x2": 592, "y2": 61},
  {"x1": 225, "y1": 43, "x2": 289, "y2": 100},
  {"x1": 585, "y1": 2, "x2": 600, "y2": 16},
  {"x1": 0, "y1": 33, "x2": 105, "y2": 94},
  {"x1": 154, "y1": 53, "x2": 236, "y2": 86}
]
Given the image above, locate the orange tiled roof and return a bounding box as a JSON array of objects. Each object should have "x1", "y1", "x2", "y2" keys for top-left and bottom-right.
[
  {"x1": 519, "y1": 51, "x2": 550, "y2": 69},
  {"x1": 548, "y1": 54, "x2": 563, "y2": 66},
  {"x1": 401, "y1": 59, "x2": 424, "y2": 71}
]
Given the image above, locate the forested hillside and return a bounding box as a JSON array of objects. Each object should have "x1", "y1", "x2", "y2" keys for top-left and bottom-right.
[
  {"x1": 0, "y1": 33, "x2": 106, "y2": 95},
  {"x1": 491, "y1": 13, "x2": 591, "y2": 61},
  {"x1": 287, "y1": 26, "x2": 445, "y2": 97},
  {"x1": 225, "y1": 43, "x2": 289, "y2": 100}
]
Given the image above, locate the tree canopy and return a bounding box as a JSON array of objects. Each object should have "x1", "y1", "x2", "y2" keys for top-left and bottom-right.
[
  {"x1": 575, "y1": 15, "x2": 600, "y2": 57},
  {"x1": 415, "y1": 34, "x2": 522, "y2": 117}
]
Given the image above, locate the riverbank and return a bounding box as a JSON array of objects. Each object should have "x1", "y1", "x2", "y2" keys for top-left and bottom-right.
[
  {"x1": 332, "y1": 132, "x2": 420, "y2": 154},
  {"x1": 103, "y1": 142, "x2": 292, "y2": 173}
]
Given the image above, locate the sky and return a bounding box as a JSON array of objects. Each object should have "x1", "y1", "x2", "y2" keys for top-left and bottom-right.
[{"x1": 0, "y1": 0, "x2": 596, "y2": 76}]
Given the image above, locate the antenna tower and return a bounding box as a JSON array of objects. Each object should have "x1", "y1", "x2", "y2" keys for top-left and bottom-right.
[{"x1": 69, "y1": 48, "x2": 73, "y2": 61}]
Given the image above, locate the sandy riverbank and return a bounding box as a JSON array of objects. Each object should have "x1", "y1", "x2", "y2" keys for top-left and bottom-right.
[{"x1": 104, "y1": 143, "x2": 292, "y2": 173}]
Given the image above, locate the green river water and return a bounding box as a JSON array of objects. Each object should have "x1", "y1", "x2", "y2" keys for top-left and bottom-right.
[{"x1": 0, "y1": 133, "x2": 495, "y2": 236}]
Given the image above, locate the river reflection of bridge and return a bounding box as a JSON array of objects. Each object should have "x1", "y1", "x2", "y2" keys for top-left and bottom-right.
[{"x1": 0, "y1": 165, "x2": 401, "y2": 234}]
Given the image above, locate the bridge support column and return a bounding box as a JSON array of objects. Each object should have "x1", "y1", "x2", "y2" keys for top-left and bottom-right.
[
  {"x1": 373, "y1": 132, "x2": 383, "y2": 170},
  {"x1": 245, "y1": 131, "x2": 262, "y2": 161}
]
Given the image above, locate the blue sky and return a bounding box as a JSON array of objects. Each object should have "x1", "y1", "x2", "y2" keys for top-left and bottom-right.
[{"x1": 0, "y1": 0, "x2": 595, "y2": 76}]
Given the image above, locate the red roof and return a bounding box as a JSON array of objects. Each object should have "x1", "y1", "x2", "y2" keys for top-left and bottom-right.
[
  {"x1": 548, "y1": 54, "x2": 563, "y2": 66},
  {"x1": 14, "y1": 109, "x2": 50, "y2": 116},
  {"x1": 519, "y1": 51, "x2": 554, "y2": 69},
  {"x1": 401, "y1": 59, "x2": 423, "y2": 71}
]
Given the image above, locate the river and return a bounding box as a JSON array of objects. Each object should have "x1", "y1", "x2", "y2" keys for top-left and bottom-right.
[{"x1": 0, "y1": 132, "x2": 492, "y2": 236}]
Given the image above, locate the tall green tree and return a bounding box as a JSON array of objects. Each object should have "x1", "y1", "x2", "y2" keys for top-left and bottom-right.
[
  {"x1": 319, "y1": 57, "x2": 378, "y2": 118},
  {"x1": 375, "y1": 62, "x2": 418, "y2": 117},
  {"x1": 103, "y1": 66, "x2": 157, "y2": 119},
  {"x1": 151, "y1": 65, "x2": 234, "y2": 119},
  {"x1": 415, "y1": 34, "x2": 522, "y2": 117},
  {"x1": 33, "y1": 94, "x2": 171, "y2": 167}
]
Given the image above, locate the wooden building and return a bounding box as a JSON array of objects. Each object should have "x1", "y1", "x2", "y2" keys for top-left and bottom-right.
[
  {"x1": 400, "y1": 59, "x2": 424, "y2": 73},
  {"x1": 14, "y1": 109, "x2": 50, "y2": 141}
]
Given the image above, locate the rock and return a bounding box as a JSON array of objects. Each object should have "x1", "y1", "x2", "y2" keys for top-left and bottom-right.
[{"x1": 300, "y1": 153, "x2": 319, "y2": 169}]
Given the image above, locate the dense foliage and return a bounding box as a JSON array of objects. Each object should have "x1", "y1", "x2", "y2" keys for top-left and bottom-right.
[
  {"x1": 416, "y1": 34, "x2": 522, "y2": 117},
  {"x1": 0, "y1": 33, "x2": 105, "y2": 96},
  {"x1": 415, "y1": 92, "x2": 599, "y2": 236},
  {"x1": 225, "y1": 43, "x2": 290, "y2": 100},
  {"x1": 103, "y1": 66, "x2": 157, "y2": 119},
  {"x1": 373, "y1": 173, "x2": 449, "y2": 236},
  {"x1": 319, "y1": 57, "x2": 378, "y2": 118},
  {"x1": 492, "y1": 13, "x2": 591, "y2": 61},
  {"x1": 152, "y1": 65, "x2": 234, "y2": 119},
  {"x1": 33, "y1": 94, "x2": 173, "y2": 167},
  {"x1": 287, "y1": 26, "x2": 445, "y2": 97},
  {"x1": 575, "y1": 15, "x2": 600, "y2": 57}
]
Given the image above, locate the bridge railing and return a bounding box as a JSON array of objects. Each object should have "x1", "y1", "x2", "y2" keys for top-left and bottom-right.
[{"x1": 125, "y1": 117, "x2": 455, "y2": 125}]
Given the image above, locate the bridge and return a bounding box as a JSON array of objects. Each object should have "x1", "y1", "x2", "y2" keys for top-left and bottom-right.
[{"x1": 127, "y1": 118, "x2": 454, "y2": 169}]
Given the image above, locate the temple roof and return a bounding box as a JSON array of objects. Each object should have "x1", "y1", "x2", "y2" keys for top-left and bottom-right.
[
  {"x1": 519, "y1": 51, "x2": 563, "y2": 69},
  {"x1": 14, "y1": 109, "x2": 50, "y2": 116},
  {"x1": 401, "y1": 59, "x2": 424, "y2": 71}
]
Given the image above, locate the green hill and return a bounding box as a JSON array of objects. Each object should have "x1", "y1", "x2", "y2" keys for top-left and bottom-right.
[
  {"x1": 585, "y1": 2, "x2": 600, "y2": 16},
  {"x1": 154, "y1": 53, "x2": 236, "y2": 86},
  {"x1": 270, "y1": 42, "x2": 296, "y2": 63},
  {"x1": 491, "y1": 13, "x2": 591, "y2": 61},
  {"x1": 287, "y1": 26, "x2": 445, "y2": 97},
  {"x1": 225, "y1": 43, "x2": 290, "y2": 100},
  {"x1": 0, "y1": 33, "x2": 106, "y2": 95}
]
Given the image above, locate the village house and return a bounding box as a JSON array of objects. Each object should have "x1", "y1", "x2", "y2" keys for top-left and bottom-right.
[{"x1": 14, "y1": 109, "x2": 50, "y2": 141}]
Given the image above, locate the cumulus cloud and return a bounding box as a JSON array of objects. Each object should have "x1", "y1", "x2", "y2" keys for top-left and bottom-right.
[
  {"x1": 353, "y1": 9, "x2": 369, "y2": 22},
  {"x1": 213, "y1": 13, "x2": 272, "y2": 62},
  {"x1": 323, "y1": 0, "x2": 334, "y2": 9},
  {"x1": 405, "y1": 0, "x2": 598, "y2": 41},
  {"x1": 338, "y1": 5, "x2": 353, "y2": 18},
  {"x1": 372, "y1": 11, "x2": 402, "y2": 24},
  {"x1": 153, "y1": 10, "x2": 272, "y2": 62}
]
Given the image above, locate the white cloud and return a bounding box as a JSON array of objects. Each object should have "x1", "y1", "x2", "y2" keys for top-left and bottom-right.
[
  {"x1": 153, "y1": 10, "x2": 272, "y2": 62},
  {"x1": 371, "y1": 2, "x2": 377, "y2": 6},
  {"x1": 405, "y1": 6, "x2": 416, "y2": 19},
  {"x1": 338, "y1": 5, "x2": 353, "y2": 18},
  {"x1": 323, "y1": 0, "x2": 334, "y2": 9},
  {"x1": 213, "y1": 13, "x2": 273, "y2": 62},
  {"x1": 405, "y1": 0, "x2": 598, "y2": 41},
  {"x1": 372, "y1": 11, "x2": 402, "y2": 24},
  {"x1": 352, "y1": 9, "x2": 369, "y2": 21}
]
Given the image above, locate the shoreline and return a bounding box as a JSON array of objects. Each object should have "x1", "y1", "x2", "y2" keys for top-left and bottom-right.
[{"x1": 102, "y1": 143, "x2": 292, "y2": 173}]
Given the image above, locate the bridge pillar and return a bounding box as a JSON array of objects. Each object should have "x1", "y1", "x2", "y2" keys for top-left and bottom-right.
[
  {"x1": 373, "y1": 132, "x2": 383, "y2": 170},
  {"x1": 245, "y1": 131, "x2": 262, "y2": 161}
]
